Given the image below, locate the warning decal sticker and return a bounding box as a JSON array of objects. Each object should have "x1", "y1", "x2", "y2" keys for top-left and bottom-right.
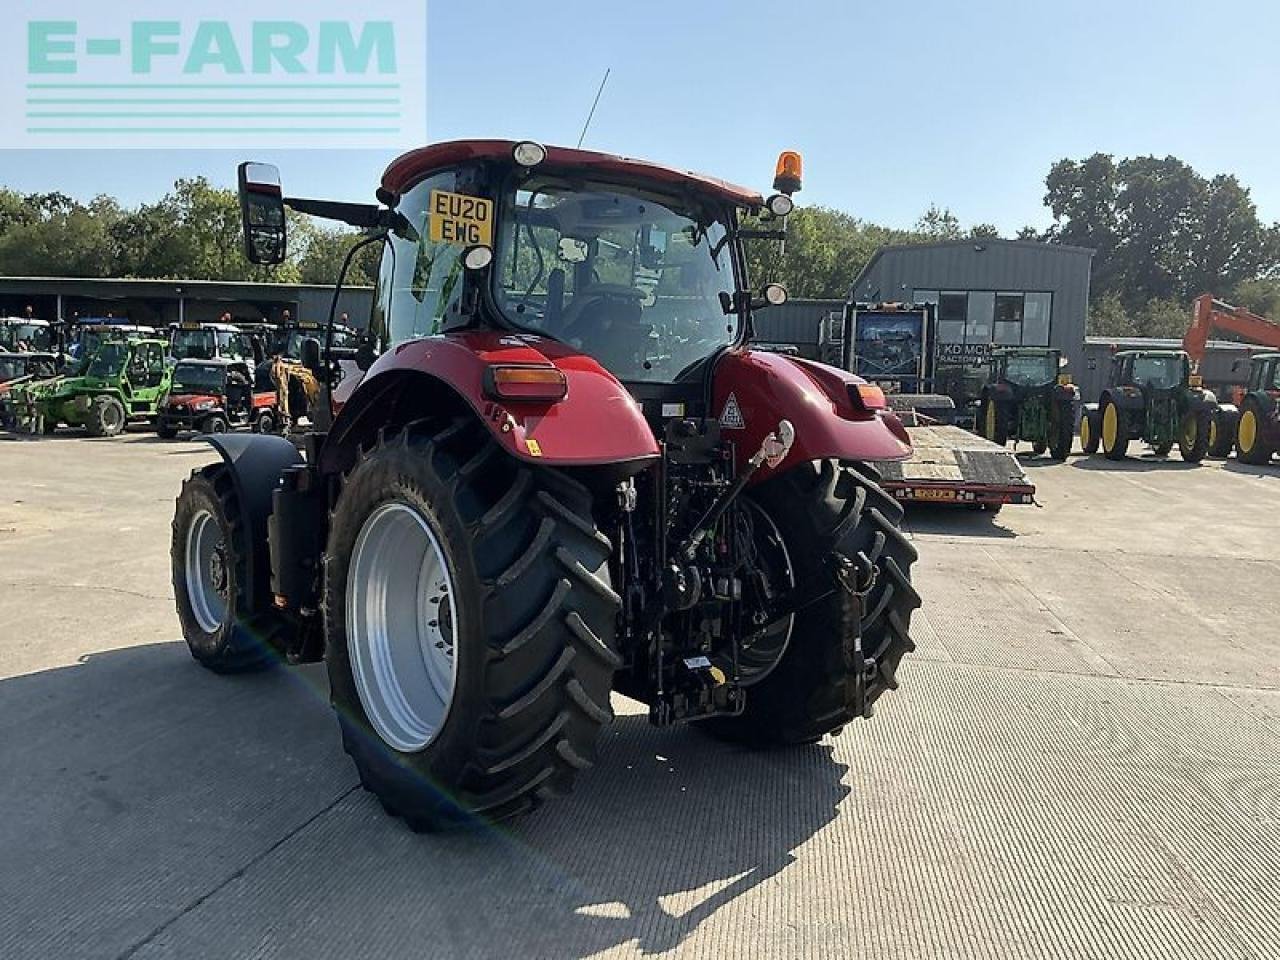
[{"x1": 720, "y1": 393, "x2": 745, "y2": 430}]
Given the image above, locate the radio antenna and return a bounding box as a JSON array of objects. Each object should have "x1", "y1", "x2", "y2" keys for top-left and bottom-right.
[{"x1": 576, "y1": 68, "x2": 611, "y2": 148}]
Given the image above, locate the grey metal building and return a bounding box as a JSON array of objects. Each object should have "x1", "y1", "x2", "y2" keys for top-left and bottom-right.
[
  {"x1": 851, "y1": 239, "x2": 1095, "y2": 374},
  {"x1": 0, "y1": 277, "x2": 374, "y2": 329}
]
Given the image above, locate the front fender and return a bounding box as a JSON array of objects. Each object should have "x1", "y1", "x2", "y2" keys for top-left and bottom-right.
[
  {"x1": 712, "y1": 350, "x2": 912, "y2": 480},
  {"x1": 331, "y1": 332, "x2": 659, "y2": 468},
  {"x1": 201, "y1": 433, "x2": 304, "y2": 609}
]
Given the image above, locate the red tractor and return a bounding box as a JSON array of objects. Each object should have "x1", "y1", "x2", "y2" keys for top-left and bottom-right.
[{"x1": 171, "y1": 141, "x2": 920, "y2": 829}]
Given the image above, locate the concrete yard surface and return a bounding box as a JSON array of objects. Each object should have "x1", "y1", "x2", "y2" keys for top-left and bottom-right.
[{"x1": 1, "y1": 433, "x2": 1278, "y2": 960}]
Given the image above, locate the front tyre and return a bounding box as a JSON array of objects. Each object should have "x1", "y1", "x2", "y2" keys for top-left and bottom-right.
[
  {"x1": 171, "y1": 466, "x2": 288, "y2": 672},
  {"x1": 704, "y1": 460, "x2": 920, "y2": 745},
  {"x1": 324, "y1": 419, "x2": 621, "y2": 830},
  {"x1": 1178, "y1": 412, "x2": 1210, "y2": 463},
  {"x1": 1101, "y1": 400, "x2": 1129, "y2": 460},
  {"x1": 1049, "y1": 399, "x2": 1074, "y2": 461},
  {"x1": 1080, "y1": 409, "x2": 1101, "y2": 455},
  {"x1": 86, "y1": 395, "x2": 126, "y2": 437}
]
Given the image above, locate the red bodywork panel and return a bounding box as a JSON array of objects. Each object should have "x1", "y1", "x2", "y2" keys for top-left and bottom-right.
[
  {"x1": 381, "y1": 140, "x2": 763, "y2": 208},
  {"x1": 164, "y1": 391, "x2": 277, "y2": 411},
  {"x1": 712, "y1": 351, "x2": 913, "y2": 480},
  {"x1": 347, "y1": 332, "x2": 660, "y2": 467}
]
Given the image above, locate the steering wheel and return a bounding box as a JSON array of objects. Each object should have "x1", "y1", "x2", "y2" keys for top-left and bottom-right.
[{"x1": 558, "y1": 284, "x2": 648, "y2": 343}]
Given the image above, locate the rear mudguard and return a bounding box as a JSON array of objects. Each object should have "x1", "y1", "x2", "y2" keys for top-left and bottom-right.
[
  {"x1": 328, "y1": 332, "x2": 660, "y2": 468},
  {"x1": 201, "y1": 433, "x2": 304, "y2": 609},
  {"x1": 712, "y1": 350, "x2": 912, "y2": 480}
]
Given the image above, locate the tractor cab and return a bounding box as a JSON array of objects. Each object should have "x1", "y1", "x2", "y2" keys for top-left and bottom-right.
[
  {"x1": 994, "y1": 347, "x2": 1064, "y2": 390},
  {"x1": 270, "y1": 320, "x2": 356, "y2": 361},
  {"x1": 0, "y1": 317, "x2": 59, "y2": 354},
  {"x1": 1113, "y1": 350, "x2": 1192, "y2": 395},
  {"x1": 169, "y1": 322, "x2": 259, "y2": 365},
  {"x1": 70, "y1": 324, "x2": 159, "y2": 373}
]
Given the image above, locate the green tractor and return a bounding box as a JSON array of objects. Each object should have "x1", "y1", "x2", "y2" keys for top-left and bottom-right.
[
  {"x1": 975, "y1": 347, "x2": 1077, "y2": 460},
  {"x1": 1208, "y1": 352, "x2": 1280, "y2": 464},
  {"x1": 30, "y1": 337, "x2": 171, "y2": 436},
  {"x1": 1080, "y1": 350, "x2": 1217, "y2": 462}
]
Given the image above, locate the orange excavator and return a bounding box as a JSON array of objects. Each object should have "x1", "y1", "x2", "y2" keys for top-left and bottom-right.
[{"x1": 1183, "y1": 294, "x2": 1280, "y2": 461}]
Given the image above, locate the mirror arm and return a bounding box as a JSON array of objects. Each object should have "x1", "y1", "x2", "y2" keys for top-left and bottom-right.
[
  {"x1": 734, "y1": 228, "x2": 787, "y2": 241},
  {"x1": 283, "y1": 197, "x2": 385, "y2": 229}
]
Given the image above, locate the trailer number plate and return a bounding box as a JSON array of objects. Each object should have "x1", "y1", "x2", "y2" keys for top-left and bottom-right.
[
  {"x1": 428, "y1": 191, "x2": 494, "y2": 247},
  {"x1": 913, "y1": 488, "x2": 957, "y2": 502}
]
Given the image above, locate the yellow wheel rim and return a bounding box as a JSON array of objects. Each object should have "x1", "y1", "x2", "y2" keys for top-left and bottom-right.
[
  {"x1": 985, "y1": 403, "x2": 996, "y2": 439},
  {"x1": 1080, "y1": 416, "x2": 1091, "y2": 448},
  {"x1": 1182, "y1": 416, "x2": 1197, "y2": 448},
  {"x1": 1209, "y1": 419, "x2": 1218, "y2": 450},
  {"x1": 1102, "y1": 404, "x2": 1119, "y2": 451},
  {"x1": 1240, "y1": 411, "x2": 1258, "y2": 453}
]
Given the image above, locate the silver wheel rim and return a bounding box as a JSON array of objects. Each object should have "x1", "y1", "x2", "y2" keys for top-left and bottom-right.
[
  {"x1": 347, "y1": 501, "x2": 458, "y2": 753},
  {"x1": 185, "y1": 509, "x2": 229, "y2": 634}
]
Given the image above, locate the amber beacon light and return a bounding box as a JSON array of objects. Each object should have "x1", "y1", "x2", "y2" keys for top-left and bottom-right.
[{"x1": 773, "y1": 151, "x2": 803, "y2": 195}]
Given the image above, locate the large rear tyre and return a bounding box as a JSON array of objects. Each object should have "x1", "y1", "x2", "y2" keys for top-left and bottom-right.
[
  {"x1": 1101, "y1": 400, "x2": 1129, "y2": 460},
  {"x1": 172, "y1": 465, "x2": 289, "y2": 672},
  {"x1": 702, "y1": 460, "x2": 920, "y2": 746},
  {"x1": 1049, "y1": 400, "x2": 1074, "y2": 461},
  {"x1": 86, "y1": 395, "x2": 126, "y2": 437},
  {"x1": 977, "y1": 398, "x2": 1009, "y2": 446},
  {"x1": 1178, "y1": 412, "x2": 1210, "y2": 464},
  {"x1": 324, "y1": 419, "x2": 621, "y2": 830},
  {"x1": 1237, "y1": 406, "x2": 1274, "y2": 464}
]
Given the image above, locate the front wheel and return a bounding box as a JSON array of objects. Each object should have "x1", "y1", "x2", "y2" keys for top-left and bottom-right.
[
  {"x1": 702, "y1": 460, "x2": 921, "y2": 745},
  {"x1": 171, "y1": 466, "x2": 289, "y2": 672},
  {"x1": 86, "y1": 395, "x2": 126, "y2": 437},
  {"x1": 1080, "y1": 409, "x2": 1101, "y2": 455},
  {"x1": 1208, "y1": 408, "x2": 1238, "y2": 458},
  {"x1": 252, "y1": 409, "x2": 276, "y2": 435},
  {"x1": 203, "y1": 415, "x2": 229, "y2": 435},
  {"x1": 978, "y1": 398, "x2": 1008, "y2": 446},
  {"x1": 325, "y1": 419, "x2": 621, "y2": 830},
  {"x1": 1178, "y1": 412, "x2": 1210, "y2": 464}
]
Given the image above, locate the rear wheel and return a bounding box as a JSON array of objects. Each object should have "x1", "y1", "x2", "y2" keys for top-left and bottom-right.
[
  {"x1": 1178, "y1": 411, "x2": 1210, "y2": 463},
  {"x1": 157, "y1": 421, "x2": 178, "y2": 440},
  {"x1": 1237, "y1": 406, "x2": 1273, "y2": 464},
  {"x1": 324, "y1": 419, "x2": 621, "y2": 830},
  {"x1": 252, "y1": 409, "x2": 276, "y2": 435},
  {"x1": 978, "y1": 399, "x2": 1009, "y2": 446},
  {"x1": 172, "y1": 466, "x2": 289, "y2": 672},
  {"x1": 703, "y1": 460, "x2": 920, "y2": 745},
  {"x1": 1049, "y1": 400, "x2": 1074, "y2": 461},
  {"x1": 86, "y1": 395, "x2": 126, "y2": 437},
  {"x1": 1032, "y1": 440, "x2": 1047, "y2": 456},
  {"x1": 1101, "y1": 400, "x2": 1129, "y2": 460}
]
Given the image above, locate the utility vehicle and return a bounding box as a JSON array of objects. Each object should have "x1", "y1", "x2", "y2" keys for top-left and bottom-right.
[
  {"x1": 157, "y1": 358, "x2": 280, "y2": 439},
  {"x1": 1080, "y1": 349, "x2": 1217, "y2": 461},
  {"x1": 975, "y1": 347, "x2": 1077, "y2": 460},
  {"x1": 32, "y1": 337, "x2": 170, "y2": 436},
  {"x1": 170, "y1": 141, "x2": 921, "y2": 830}
]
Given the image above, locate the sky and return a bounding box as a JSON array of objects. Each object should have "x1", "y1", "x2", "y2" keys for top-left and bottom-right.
[{"x1": 0, "y1": 0, "x2": 1278, "y2": 236}]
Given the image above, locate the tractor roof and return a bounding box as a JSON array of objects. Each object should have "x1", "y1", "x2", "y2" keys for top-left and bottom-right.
[
  {"x1": 1114, "y1": 349, "x2": 1186, "y2": 358},
  {"x1": 381, "y1": 140, "x2": 764, "y2": 208},
  {"x1": 0, "y1": 350, "x2": 57, "y2": 360},
  {"x1": 174, "y1": 356, "x2": 240, "y2": 367}
]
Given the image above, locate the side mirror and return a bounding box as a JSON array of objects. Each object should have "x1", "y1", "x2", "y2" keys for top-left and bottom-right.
[
  {"x1": 355, "y1": 336, "x2": 378, "y2": 372},
  {"x1": 238, "y1": 162, "x2": 287, "y2": 266},
  {"x1": 299, "y1": 336, "x2": 322, "y2": 373}
]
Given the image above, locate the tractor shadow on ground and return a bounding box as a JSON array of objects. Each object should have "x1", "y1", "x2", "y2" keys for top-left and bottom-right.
[
  {"x1": 0, "y1": 642, "x2": 852, "y2": 959},
  {"x1": 1222, "y1": 460, "x2": 1280, "y2": 481},
  {"x1": 902, "y1": 503, "x2": 1018, "y2": 539},
  {"x1": 1068, "y1": 453, "x2": 1203, "y2": 473}
]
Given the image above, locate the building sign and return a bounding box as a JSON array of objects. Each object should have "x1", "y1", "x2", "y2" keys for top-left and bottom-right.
[
  {"x1": 936, "y1": 342, "x2": 994, "y2": 365},
  {"x1": 1, "y1": 1, "x2": 427, "y2": 149}
]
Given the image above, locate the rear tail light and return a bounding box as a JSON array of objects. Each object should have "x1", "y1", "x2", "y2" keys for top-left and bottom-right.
[
  {"x1": 848, "y1": 383, "x2": 887, "y2": 412},
  {"x1": 484, "y1": 365, "x2": 568, "y2": 402}
]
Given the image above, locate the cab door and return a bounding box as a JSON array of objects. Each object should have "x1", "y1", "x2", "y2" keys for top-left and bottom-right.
[{"x1": 131, "y1": 343, "x2": 168, "y2": 407}]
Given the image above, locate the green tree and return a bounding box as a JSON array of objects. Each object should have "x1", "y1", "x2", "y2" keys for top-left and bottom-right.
[{"x1": 915, "y1": 204, "x2": 962, "y2": 240}]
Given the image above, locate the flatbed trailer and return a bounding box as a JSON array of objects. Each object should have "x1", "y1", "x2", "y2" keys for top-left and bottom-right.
[{"x1": 870, "y1": 424, "x2": 1036, "y2": 508}]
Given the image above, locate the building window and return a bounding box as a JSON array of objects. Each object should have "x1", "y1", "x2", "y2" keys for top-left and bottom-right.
[
  {"x1": 994, "y1": 293, "x2": 1024, "y2": 322},
  {"x1": 966, "y1": 291, "x2": 994, "y2": 344},
  {"x1": 937, "y1": 291, "x2": 967, "y2": 344},
  {"x1": 1023, "y1": 292, "x2": 1052, "y2": 345}
]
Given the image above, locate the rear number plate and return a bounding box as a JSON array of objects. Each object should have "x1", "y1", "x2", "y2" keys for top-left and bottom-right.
[{"x1": 913, "y1": 488, "x2": 957, "y2": 502}]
